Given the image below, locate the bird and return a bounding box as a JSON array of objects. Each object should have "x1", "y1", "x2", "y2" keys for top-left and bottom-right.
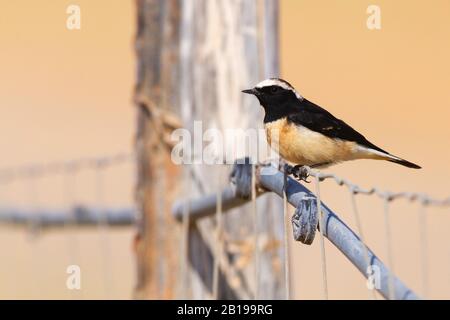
[{"x1": 242, "y1": 78, "x2": 421, "y2": 179}]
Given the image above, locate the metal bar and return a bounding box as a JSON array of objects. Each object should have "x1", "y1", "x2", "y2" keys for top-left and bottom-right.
[
  {"x1": 0, "y1": 206, "x2": 135, "y2": 229},
  {"x1": 172, "y1": 164, "x2": 420, "y2": 300},
  {"x1": 172, "y1": 187, "x2": 250, "y2": 222}
]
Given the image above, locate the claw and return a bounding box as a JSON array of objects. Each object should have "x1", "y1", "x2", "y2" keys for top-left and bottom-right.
[
  {"x1": 292, "y1": 165, "x2": 310, "y2": 183},
  {"x1": 280, "y1": 163, "x2": 311, "y2": 183}
]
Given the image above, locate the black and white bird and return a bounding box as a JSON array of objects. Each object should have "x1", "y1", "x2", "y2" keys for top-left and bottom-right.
[{"x1": 242, "y1": 78, "x2": 421, "y2": 177}]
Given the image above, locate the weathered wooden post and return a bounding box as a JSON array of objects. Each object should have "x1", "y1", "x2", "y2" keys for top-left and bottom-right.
[{"x1": 134, "y1": 0, "x2": 284, "y2": 299}]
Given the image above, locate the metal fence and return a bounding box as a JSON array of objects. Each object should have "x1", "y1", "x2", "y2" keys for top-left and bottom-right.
[
  {"x1": 0, "y1": 153, "x2": 448, "y2": 299},
  {"x1": 0, "y1": 152, "x2": 136, "y2": 228},
  {"x1": 172, "y1": 160, "x2": 450, "y2": 300}
]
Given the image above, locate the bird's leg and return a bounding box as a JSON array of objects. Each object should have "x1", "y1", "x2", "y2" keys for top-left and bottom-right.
[
  {"x1": 278, "y1": 160, "x2": 311, "y2": 183},
  {"x1": 291, "y1": 165, "x2": 311, "y2": 183},
  {"x1": 291, "y1": 162, "x2": 332, "y2": 183}
]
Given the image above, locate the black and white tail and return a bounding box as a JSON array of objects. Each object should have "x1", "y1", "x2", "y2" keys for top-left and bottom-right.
[
  {"x1": 387, "y1": 157, "x2": 421, "y2": 169},
  {"x1": 360, "y1": 146, "x2": 422, "y2": 169}
]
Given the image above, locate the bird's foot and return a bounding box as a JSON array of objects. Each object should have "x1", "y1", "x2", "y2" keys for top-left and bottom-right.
[
  {"x1": 291, "y1": 165, "x2": 311, "y2": 183},
  {"x1": 281, "y1": 163, "x2": 311, "y2": 183}
]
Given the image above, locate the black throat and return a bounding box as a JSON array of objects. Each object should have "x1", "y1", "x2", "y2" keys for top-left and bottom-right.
[{"x1": 260, "y1": 94, "x2": 303, "y2": 123}]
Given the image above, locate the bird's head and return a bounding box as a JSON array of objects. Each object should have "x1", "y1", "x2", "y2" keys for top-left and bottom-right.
[{"x1": 242, "y1": 78, "x2": 303, "y2": 111}]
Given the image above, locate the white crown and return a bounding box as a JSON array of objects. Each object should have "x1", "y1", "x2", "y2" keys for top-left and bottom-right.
[{"x1": 255, "y1": 78, "x2": 303, "y2": 100}]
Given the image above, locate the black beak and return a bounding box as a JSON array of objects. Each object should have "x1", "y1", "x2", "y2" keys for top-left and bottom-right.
[{"x1": 242, "y1": 88, "x2": 258, "y2": 95}]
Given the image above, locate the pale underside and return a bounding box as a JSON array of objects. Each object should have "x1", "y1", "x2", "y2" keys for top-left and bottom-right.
[{"x1": 264, "y1": 118, "x2": 389, "y2": 167}]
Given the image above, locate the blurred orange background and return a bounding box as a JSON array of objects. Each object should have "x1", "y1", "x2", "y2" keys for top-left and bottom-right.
[
  {"x1": 0, "y1": 0, "x2": 448, "y2": 299},
  {"x1": 283, "y1": 0, "x2": 450, "y2": 299}
]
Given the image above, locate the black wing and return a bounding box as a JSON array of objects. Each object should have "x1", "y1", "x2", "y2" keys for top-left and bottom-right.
[{"x1": 287, "y1": 99, "x2": 388, "y2": 154}]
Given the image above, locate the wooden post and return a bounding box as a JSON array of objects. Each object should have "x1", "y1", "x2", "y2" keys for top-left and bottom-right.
[{"x1": 134, "y1": 0, "x2": 284, "y2": 299}]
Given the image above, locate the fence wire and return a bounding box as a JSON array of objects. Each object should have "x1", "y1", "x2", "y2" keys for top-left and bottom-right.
[
  {"x1": 1, "y1": 154, "x2": 449, "y2": 300},
  {"x1": 0, "y1": 153, "x2": 133, "y2": 183},
  {"x1": 0, "y1": 152, "x2": 135, "y2": 227},
  {"x1": 314, "y1": 175, "x2": 329, "y2": 300},
  {"x1": 305, "y1": 168, "x2": 450, "y2": 207},
  {"x1": 302, "y1": 166, "x2": 449, "y2": 299},
  {"x1": 171, "y1": 162, "x2": 450, "y2": 300},
  {"x1": 0, "y1": 152, "x2": 135, "y2": 299}
]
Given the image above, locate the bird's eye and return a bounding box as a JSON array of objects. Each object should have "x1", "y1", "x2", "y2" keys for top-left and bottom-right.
[{"x1": 270, "y1": 86, "x2": 279, "y2": 93}]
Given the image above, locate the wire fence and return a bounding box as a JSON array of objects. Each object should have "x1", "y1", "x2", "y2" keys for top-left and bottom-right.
[
  {"x1": 172, "y1": 160, "x2": 450, "y2": 300},
  {"x1": 0, "y1": 152, "x2": 136, "y2": 299},
  {"x1": 0, "y1": 152, "x2": 449, "y2": 299},
  {"x1": 306, "y1": 166, "x2": 449, "y2": 299}
]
